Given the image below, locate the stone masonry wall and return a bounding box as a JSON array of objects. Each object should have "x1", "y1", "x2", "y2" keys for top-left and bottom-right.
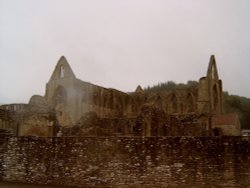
[{"x1": 0, "y1": 136, "x2": 250, "y2": 188}]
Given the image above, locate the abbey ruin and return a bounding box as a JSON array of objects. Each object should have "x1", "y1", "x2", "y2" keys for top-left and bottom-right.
[
  {"x1": 0, "y1": 55, "x2": 241, "y2": 136},
  {"x1": 0, "y1": 55, "x2": 246, "y2": 188}
]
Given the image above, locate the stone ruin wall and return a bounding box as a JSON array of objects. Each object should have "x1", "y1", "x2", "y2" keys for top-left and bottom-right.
[
  {"x1": 0, "y1": 136, "x2": 250, "y2": 187},
  {"x1": 0, "y1": 97, "x2": 53, "y2": 137},
  {"x1": 0, "y1": 95, "x2": 210, "y2": 137},
  {"x1": 0, "y1": 55, "x2": 238, "y2": 137}
]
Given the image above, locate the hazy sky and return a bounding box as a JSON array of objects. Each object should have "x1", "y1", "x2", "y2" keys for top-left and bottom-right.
[{"x1": 0, "y1": 0, "x2": 250, "y2": 104}]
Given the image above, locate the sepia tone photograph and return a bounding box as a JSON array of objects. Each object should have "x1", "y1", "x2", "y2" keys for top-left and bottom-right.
[{"x1": 0, "y1": 0, "x2": 250, "y2": 187}]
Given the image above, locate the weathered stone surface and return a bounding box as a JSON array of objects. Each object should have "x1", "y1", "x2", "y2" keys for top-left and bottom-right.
[
  {"x1": 29, "y1": 95, "x2": 49, "y2": 112},
  {"x1": 0, "y1": 136, "x2": 250, "y2": 187}
]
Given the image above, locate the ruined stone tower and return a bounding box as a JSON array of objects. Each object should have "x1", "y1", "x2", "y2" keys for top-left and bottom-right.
[{"x1": 197, "y1": 55, "x2": 223, "y2": 115}]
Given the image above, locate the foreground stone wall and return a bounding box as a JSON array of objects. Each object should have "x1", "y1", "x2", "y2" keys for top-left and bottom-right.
[{"x1": 0, "y1": 136, "x2": 250, "y2": 188}]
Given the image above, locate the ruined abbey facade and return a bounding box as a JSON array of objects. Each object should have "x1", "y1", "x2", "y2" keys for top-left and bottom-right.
[{"x1": 0, "y1": 55, "x2": 241, "y2": 136}]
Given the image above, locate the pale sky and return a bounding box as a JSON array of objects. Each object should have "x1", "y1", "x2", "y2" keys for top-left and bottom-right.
[{"x1": 0, "y1": 0, "x2": 250, "y2": 104}]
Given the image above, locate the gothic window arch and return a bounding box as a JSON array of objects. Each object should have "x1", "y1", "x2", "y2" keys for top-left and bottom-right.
[
  {"x1": 155, "y1": 96, "x2": 163, "y2": 109},
  {"x1": 171, "y1": 95, "x2": 178, "y2": 113},
  {"x1": 60, "y1": 66, "x2": 65, "y2": 78},
  {"x1": 211, "y1": 65, "x2": 215, "y2": 79},
  {"x1": 186, "y1": 94, "x2": 194, "y2": 112},
  {"x1": 213, "y1": 84, "x2": 218, "y2": 111}
]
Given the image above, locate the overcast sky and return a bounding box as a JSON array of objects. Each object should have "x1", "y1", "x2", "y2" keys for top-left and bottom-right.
[{"x1": 0, "y1": 0, "x2": 250, "y2": 104}]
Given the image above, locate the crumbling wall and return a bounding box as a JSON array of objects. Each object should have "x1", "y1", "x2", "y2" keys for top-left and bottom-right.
[
  {"x1": 0, "y1": 136, "x2": 250, "y2": 187},
  {"x1": 0, "y1": 109, "x2": 16, "y2": 131},
  {"x1": 67, "y1": 106, "x2": 209, "y2": 137},
  {"x1": 68, "y1": 112, "x2": 134, "y2": 136},
  {"x1": 19, "y1": 114, "x2": 50, "y2": 136}
]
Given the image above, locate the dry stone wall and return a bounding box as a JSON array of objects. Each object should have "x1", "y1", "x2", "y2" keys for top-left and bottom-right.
[{"x1": 0, "y1": 136, "x2": 250, "y2": 188}]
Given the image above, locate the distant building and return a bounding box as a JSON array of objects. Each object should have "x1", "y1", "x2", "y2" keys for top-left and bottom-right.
[
  {"x1": 0, "y1": 55, "x2": 241, "y2": 136},
  {"x1": 212, "y1": 113, "x2": 241, "y2": 136}
]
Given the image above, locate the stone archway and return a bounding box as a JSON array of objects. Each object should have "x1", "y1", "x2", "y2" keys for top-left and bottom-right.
[
  {"x1": 186, "y1": 93, "x2": 194, "y2": 113},
  {"x1": 155, "y1": 96, "x2": 163, "y2": 110},
  {"x1": 170, "y1": 94, "x2": 178, "y2": 113},
  {"x1": 213, "y1": 84, "x2": 218, "y2": 111}
]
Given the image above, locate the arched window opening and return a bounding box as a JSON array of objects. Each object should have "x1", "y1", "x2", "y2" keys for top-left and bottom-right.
[
  {"x1": 211, "y1": 65, "x2": 215, "y2": 79},
  {"x1": 171, "y1": 95, "x2": 178, "y2": 113},
  {"x1": 156, "y1": 96, "x2": 162, "y2": 109},
  {"x1": 186, "y1": 94, "x2": 194, "y2": 112},
  {"x1": 213, "y1": 85, "x2": 218, "y2": 111},
  {"x1": 60, "y1": 66, "x2": 65, "y2": 78}
]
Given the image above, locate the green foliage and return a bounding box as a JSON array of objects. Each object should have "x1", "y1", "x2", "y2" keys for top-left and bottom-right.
[
  {"x1": 144, "y1": 80, "x2": 198, "y2": 93},
  {"x1": 223, "y1": 92, "x2": 250, "y2": 129}
]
